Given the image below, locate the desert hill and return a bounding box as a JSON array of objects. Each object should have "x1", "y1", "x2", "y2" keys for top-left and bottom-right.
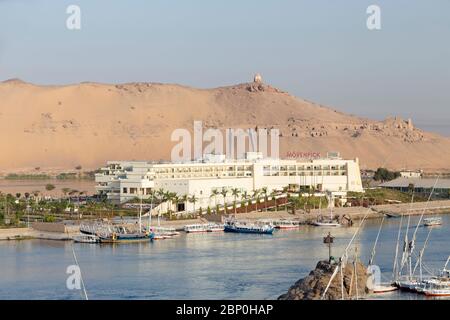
[{"x1": 0, "y1": 78, "x2": 449, "y2": 173}]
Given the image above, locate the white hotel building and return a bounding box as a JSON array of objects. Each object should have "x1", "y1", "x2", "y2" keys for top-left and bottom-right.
[{"x1": 95, "y1": 152, "x2": 363, "y2": 212}]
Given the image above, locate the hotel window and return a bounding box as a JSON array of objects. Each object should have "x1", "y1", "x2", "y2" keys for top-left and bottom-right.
[{"x1": 123, "y1": 188, "x2": 128, "y2": 194}]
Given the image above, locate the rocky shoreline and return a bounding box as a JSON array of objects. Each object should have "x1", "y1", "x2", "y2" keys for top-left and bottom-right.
[{"x1": 278, "y1": 260, "x2": 370, "y2": 300}]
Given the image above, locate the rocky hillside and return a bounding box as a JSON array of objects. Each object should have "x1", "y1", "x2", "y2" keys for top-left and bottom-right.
[{"x1": 1, "y1": 78, "x2": 449, "y2": 173}]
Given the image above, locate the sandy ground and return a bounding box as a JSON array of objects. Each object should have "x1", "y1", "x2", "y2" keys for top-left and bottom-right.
[{"x1": 1, "y1": 79, "x2": 450, "y2": 173}]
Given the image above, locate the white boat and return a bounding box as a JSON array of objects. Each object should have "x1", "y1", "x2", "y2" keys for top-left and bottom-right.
[
  {"x1": 313, "y1": 198, "x2": 341, "y2": 227},
  {"x1": 313, "y1": 220, "x2": 341, "y2": 227},
  {"x1": 73, "y1": 234, "x2": 100, "y2": 243},
  {"x1": 422, "y1": 280, "x2": 450, "y2": 296},
  {"x1": 149, "y1": 226, "x2": 180, "y2": 237},
  {"x1": 396, "y1": 277, "x2": 422, "y2": 292},
  {"x1": 424, "y1": 217, "x2": 442, "y2": 227},
  {"x1": 152, "y1": 232, "x2": 175, "y2": 240},
  {"x1": 273, "y1": 219, "x2": 300, "y2": 229},
  {"x1": 423, "y1": 288, "x2": 450, "y2": 296},
  {"x1": 184, "y1": 224, "x2": 208, "y2": 233},
  {"x1": 206, "y1": 223, "x2": 224, "y2": 232},
  {"x1": 373, "y1": 284, "x2": 398, "y2": 293}
]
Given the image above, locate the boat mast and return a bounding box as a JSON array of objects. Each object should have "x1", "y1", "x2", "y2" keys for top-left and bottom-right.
[
  {"x1": 407, "y1": 177, "x2": 439, "y2": 280},
  {"x1": 147, "y1": 190, "x2": 153, "y2": 232},
  {"x1": 413, "y1": 227, "x2": 433, "y2": 281},
  {"x1": 393, "y1": 191, "x2": 414, "y2": 281},
  {"x1": 368, "y1": 216, "x2": 385, "y2": 267},
  {"x1": 330, "y1": 193, "x2": 333, "y2": 220},
  {"x1": 138, "y1": 190, "x2": 142, "y2": 233}
]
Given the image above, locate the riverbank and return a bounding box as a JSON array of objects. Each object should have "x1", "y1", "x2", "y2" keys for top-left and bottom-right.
[
  {"x1": 233, "y1": 199, "x2": 450, "y2": 223},
  {"x1": 2, "y1": 200, "x2": 449, "y2": 241}
]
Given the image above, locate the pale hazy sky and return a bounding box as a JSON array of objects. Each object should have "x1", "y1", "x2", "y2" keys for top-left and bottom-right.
[{"x1": 0, "y1": 0, "x2": 449, "y2": 135}]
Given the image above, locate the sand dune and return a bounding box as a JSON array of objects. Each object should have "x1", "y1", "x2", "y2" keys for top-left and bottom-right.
[{"x1": 0, "y1": 78, "x2": 449, "y2": 173}]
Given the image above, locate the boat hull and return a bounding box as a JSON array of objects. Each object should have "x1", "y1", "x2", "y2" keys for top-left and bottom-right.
[
  {"x1": 373, "y1": 285, "x2": 398, "y2": 293},
  {"x1": 99, "y1": 233, "x2": 154, "y2": 243},
  {"x1": 424, "y1": 290, "x2": 450, "y2": 296},
  {"x1": 313, "y1": 222, "x2": 341, "y2": 227},
  {"x1": 224, "y1": 225, "x2": 274, "y2": 234}
]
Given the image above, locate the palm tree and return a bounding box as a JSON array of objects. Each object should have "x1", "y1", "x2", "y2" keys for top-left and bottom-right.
[
  {"x1": 61, "y1": 187, "x2": 70, "y2": 199},
  {"x1": 210, "y1": 189, "x2": 219, "y2": 209},
  {"x1": 173, "y1": 194, "x2": 180, "y2": 214},
  {"x1": 156, "y1": 188, "x2": 165, "y2": 202},
  {"x1": 270, "y1": 190, "x2": 278, "y2": 211},
  {"x1": 241, "y1": 191, "x2": 249, "y2": 214},
  {"x1": 181, "y1": 194, "x2": 188, "y2": 215},
  {"x1": 253, "y1": 189, "x2": 260, "y2": 212},
  {"x1": 189, "y1": 195, "x2": 198, "y2": 215},
  {"x1": 262, "y1": 187, "x2": 268, "y2": 212},
  {"x1": 220, "y1": 188, "x2": 228, "y2": 214},
  {"x1": 231, "y1": 188, "x2": 240, "y2": 216},
  {"x1": 32, "y1": 190, "x2": 40, "y2": 204},
  {"x1": 164, "y1": 191, "x2": 177, "y2": 218}
]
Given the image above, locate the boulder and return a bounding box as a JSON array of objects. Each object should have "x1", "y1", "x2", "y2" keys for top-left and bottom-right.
[{"x1": 278, "y1": 260, "x2": 371, "y2": 300}]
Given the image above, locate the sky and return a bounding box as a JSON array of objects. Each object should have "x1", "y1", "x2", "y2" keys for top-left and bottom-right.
[{"x1": 0, "y1": 0, "x2": 449, "y2": 135}]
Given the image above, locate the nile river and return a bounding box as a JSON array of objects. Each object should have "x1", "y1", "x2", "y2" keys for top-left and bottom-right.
[{"x1": 0, "y1": 215, "x2": 448, "y2": 300}]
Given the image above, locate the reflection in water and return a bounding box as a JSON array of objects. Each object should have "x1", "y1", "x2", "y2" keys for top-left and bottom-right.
[{"x1": 0, "y1": 214, "x2": 448, "y2": 300}]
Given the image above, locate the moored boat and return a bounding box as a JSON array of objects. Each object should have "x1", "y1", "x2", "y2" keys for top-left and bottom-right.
[
  {"x1": 73, "y1": 234, "x2": 100, "y2": 243},
  {"x1": 206, "y1": 223, "x2": 224, "y2": 232},
  {"x1": 273, "y1": 219, "x2": 300, "y2": 229},
  {"x1": 184, "y1": 224, "x2": 208, "y2": 233},
  {"x1": 373, "y1": 284, "x2": 398, "y2": 293},
  {"x1": 224, "y1": 220, "x2": 274, "y2": 234},
  {"x1": 424, "y1": 217, "x2": 442, "y2": 227},
  {"x1": 313, "y1": 220, "x2": 341, "y2": 227},
  {"x1": 98, "y1": 232, "x2": 154, "y2": 243},
  {"x1": 422, "y1": 280, "x2": 450, "y2": 296},
  {"x1": 396, "y1": 277, "x2": 422, "y2": 292}
]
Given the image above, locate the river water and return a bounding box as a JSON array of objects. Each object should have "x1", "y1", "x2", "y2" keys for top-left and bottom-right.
[{"x1": 0, "y1": 214, "x2": 448, "y2": 300}]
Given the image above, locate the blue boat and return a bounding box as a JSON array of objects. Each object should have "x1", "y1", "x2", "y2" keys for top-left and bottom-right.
[{"x1": 224, "y1": 220, "x2": 274, "y2": 234}]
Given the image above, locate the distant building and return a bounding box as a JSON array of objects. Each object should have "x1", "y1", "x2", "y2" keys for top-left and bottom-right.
[
  {"x1": 95, "y1": 152, "x2": 364, "y2": 212},
  {"x1": 380, "y1": 177, "x2": 450, "y2": 199},
  {"x1": 400, "y1": 170, "x2": 422, "y2": 178}
]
